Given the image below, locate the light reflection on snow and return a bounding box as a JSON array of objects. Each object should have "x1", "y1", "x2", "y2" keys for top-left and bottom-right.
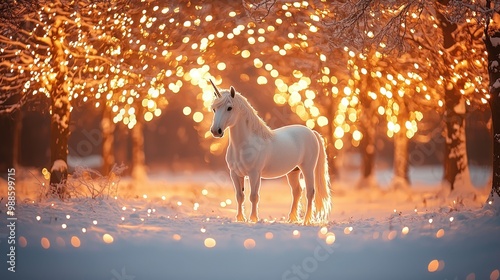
[
  {"x1": 41, "y1": 237, "x2": 50, "y2": 249},
  {"x1": 56, "y1": 237, "x2": 66, "y2": 247},
  {"x1": 466, "y1": 272, "x2": 476, "y2": 280},
  {"x1": 265, "y1": 232, "x2": 273, "y2": 240},
  {"x1": 436, "y1": 229, "x2": 445, "y2": 238},
  {"x1": 71, "y1": 236, "x2": 81, "y2": 248},
  {"x1": 325, "y1": 233, "x2": 335, "y2": 245},
  {"x1": 172, "y1": 234, "x2": 182, "y2": 241},
  {"x1": 103, "y1": 233, "x2": 114, "y2": 244},
  {"x1": 387, "y1": 230, "x2": 397, "y2": 240},
  {"x1": 491, "y1": 269, "x2": 500, "y2": 280},
  {"x1": 428, "y1": 259, "x2": 439, "y2": 272},
  {"x1": 402, "y1": 226, "x2": 409, "y2": 235},
  {"x1": 243, "y1": 238, "x2": 256, "y2": 249},
  {"x1": 204, "y1": 237, "x2": 216, "y2": 248},
  {"x1": 19, "y1": 236, "x2": 27, "y2": 248}
]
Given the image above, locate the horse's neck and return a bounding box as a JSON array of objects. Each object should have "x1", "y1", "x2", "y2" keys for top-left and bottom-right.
[
  {"x1": 228, "y1": 117, "x2": 252, "y2": 146},
  {"x1": 229, "y1": 113, "x2": 267, "y2": 146}
]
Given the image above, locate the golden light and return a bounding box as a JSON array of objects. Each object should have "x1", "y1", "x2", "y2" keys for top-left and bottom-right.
[
  {"x1": 41, "y1": 237, "x2": 50, "y2": 249},
  {"x1": 398, "y1": 226, "x2": 409, "y2": 236},
  {"x1": 334, "y1": 139, "x2": 343, "y2": 150},
  {"x1": 193, "y1": 112, "x2": 204, "y2": 123},
  {"x1": 103, "y1": 233, "x2": 114, "y2": 244},
  {"x1": 182, "y1": 106, "x2": 192, "y2": 115},
  {"x1": 491, "y1": 269, "x2": 500, "y2": 280},
  {"x1": 217, "y1": 62, "x2": 226, "y2": 71},
  {"x1": 325, "y1": 232, "x2": 336, "y2": 245},
  {"x1": 173, "y1": 234, "x2": 182, "y2": 241},
  {"x1": 204, "y1": 237, "x2": 216, "y2": 248},
  {"x1": 436, "y1": 229, "x2": 445, "y2": 238},
  {"x1": 71, "y1": 236, "x2": 81, "y2": 248},
  {"x1": 428, "y1": 260, "x2": 439, "y2": 272},
  {"x1": 243, "y1": 238, "x2": 256, "y2": 249},
  {"x1": 19, "y1": 236, "x2": 27, "y2": 248},
  {"x1": 265, "y1": 232, "x2": 274, "y2": 240}
]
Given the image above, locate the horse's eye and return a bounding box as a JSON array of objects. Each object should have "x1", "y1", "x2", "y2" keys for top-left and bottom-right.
[
  {"x1": 212, "y1": 108, "x2": 216, "y2": 113},
  {"x1": 227, "y1": 107, "x2": 232, "y2": 111}
]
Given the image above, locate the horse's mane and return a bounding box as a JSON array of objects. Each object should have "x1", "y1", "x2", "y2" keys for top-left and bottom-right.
[{"x1": 212, "y1": 89, "x2": 273, "y2": 140}]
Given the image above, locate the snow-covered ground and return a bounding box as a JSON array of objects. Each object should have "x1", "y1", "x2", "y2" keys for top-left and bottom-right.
[{"x1": 0, "y1": 166, "x2": 499, "y2": 280}]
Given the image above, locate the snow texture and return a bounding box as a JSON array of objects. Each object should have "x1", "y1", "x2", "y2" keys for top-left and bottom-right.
[
  {"x1": 490, "y1": 36, "x2": 500, "y2": 47},
  {"x1": 489, "y1": 60, "x2": 499, "y2": 70},
  {"x1": 0, "y1": 167, "x2": 498, "y2": 280},
  {"x1": 50, "y1": 159, "x2": 68, "y2": 172},
  {"x1": 493, "y1": 78, "x2": 500, "y2": 89}
]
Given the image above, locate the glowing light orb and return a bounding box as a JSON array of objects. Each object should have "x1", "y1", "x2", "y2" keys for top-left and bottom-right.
[
  {"x1": 173, "y1": 234, "x2": 182, "y2": 241},
  {"x1": 41, "y1": 237, "x2": 50, "y2": 249},
  {"x1": 103, "y1": 233, "x2": 114, "y2": 244},
  {"x1": 244, "y1": 238, "x2": 256, "y2": 249},
  {"x1": 436, "y1": 229, "x2": 445, "y2": 238},
  {"x1": 71, "y1": 236, "x2": 81, "y2": 248},
  {"x1": 325, "y1": 233, "x2": 336, "y2": 245},
  {"x1": 19, "y1": 236, "x2": 27, "y2": 248},
  {"x1": 428, "y1": 260, "x2": 439, "y2": 272},
  {"x1": 402, "y1": 226, "x2": 409, "y2": 235},
  {"x1": 204, "y1": 238, "x2": 216, "y2": 248},
  {"x1": 265, "y1": 232, "x2": 274, "y2": 240}
]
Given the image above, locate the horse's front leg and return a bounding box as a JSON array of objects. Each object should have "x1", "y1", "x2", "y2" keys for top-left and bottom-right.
[
  {"x1": 230, "y1": 170, "x2": 246, "y2": 222},
  {"x1": 248, "y1": 171, "x2": 262, "y2": 222}
]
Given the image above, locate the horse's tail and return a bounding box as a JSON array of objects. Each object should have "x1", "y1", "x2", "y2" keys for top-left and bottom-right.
[{"x1": 313, "y1": 131, "x2": 332, "y2": 222}]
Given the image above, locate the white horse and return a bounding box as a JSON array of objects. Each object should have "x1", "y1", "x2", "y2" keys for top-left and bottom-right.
[{"x1": 209, "y1": 80, "x2": 332, "y2": 225}]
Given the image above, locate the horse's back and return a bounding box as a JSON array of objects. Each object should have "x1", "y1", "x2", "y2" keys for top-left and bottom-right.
[{"x1": 261, "y1": 125, "x2": 319, "y2": 178}]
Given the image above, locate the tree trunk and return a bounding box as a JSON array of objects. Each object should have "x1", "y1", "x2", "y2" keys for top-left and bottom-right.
[
  {"x1": 101, "y1": 106, "x2": 115, "y2": 175},
  {"x1": 392, "y1": 121, "x2": 410, "y2": 190},
  {"x1": 48, "y1": 19, "x2": 70, "y2": 198},
  {"x1": 357, "y1": 103, "x2": 377, "y2": 189},
  {"x1": 131, "y1": 117, "x2": 147, "y2": 181},
  {"x1": 49, "y1": 76, "x2": 70, "y2": 196},
  {"x1": 485, "y1": 13, "x2": 500, "y2": 209},
  {"x1": 437, "y1": 8, "x2": 472, "y2": 194},
  {"x1": 443, "y1": 95, "x2": 472, "y2": 191},
  {"x1": 12, "y1": 110, "x2": 22, "y2": 170}
]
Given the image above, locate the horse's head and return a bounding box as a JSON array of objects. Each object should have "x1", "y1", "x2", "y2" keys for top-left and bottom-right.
[{"x1": 209, "y1": 80, "x2": 237, "y2": 138}]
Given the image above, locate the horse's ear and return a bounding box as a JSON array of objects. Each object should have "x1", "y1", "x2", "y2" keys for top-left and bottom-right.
[{"x1": 230, "y1": 86, "x2": 235, "y2": 98}]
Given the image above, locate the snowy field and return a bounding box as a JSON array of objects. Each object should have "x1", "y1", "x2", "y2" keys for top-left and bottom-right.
[{"x1": 0, "y1": 166, "x2": 499, "y2": 280}]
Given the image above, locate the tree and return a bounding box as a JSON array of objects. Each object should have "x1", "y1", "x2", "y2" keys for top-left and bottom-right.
[
  {"x1": 0, "y1": 0, "x2": 143, "y2": 195},
  {"x1": 323, "y1": 0, "x2": 495, "y2": 205}
]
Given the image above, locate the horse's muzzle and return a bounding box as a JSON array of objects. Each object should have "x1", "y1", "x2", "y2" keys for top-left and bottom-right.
[{"x1": 211, "y1": 127, "x2": 224, "y2": 138}]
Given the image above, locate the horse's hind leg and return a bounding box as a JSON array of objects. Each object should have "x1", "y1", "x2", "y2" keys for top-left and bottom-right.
[
  {"x1": 286, "y1": 168, "x2": 302, "y2": 223},
  {"x1": 301, "y1": 166, "x2": 315, "y2": 225}
]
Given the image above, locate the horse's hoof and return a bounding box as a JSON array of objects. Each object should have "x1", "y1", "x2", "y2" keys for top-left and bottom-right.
[
  {"x1": 302, "y1": 217, "x2": 313, "y2": 226},
  {"x1": 250, "y1": 215, "x2": 259, "y2": 223},
  {"x1": 287, "y1": 215, "x2": 299, "y2": 223},
  {"x1": 236, "y1": 215, "x2": 246, "y2": 222}
]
